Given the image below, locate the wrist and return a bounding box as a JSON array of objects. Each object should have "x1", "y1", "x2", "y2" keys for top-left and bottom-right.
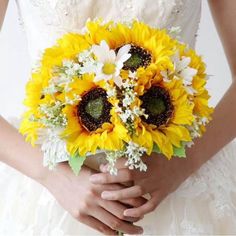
[
  {"x1": 40, "y1": 162, "x2": 94, "y2": 191},
  {"x1": 33, "y1": 164, "x2": 52, "y2": 185},
  {"x1": 185, "y1": 145, "x2": 207, "y2": 175}
]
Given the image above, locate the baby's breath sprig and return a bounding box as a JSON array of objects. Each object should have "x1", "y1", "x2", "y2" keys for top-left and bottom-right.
[
  {"x1": 114, "y1": 74, "x2": 148, "y2": 135},
  {"x1": 105, "y1": 141, "x2": 147, "y2": 175},
  {"x1": 37, "y1": 101, "x2": 67, "y2": 128}
]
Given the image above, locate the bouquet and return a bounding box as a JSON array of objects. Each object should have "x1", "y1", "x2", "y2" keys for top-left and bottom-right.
[{"x1": 20, "y1": 20, "x2": 213, "y2": 175}]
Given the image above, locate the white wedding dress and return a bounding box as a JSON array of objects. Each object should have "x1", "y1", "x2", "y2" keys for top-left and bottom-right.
[{"x1": 1, "y1": 0, "x2": 236, "y2": 235}]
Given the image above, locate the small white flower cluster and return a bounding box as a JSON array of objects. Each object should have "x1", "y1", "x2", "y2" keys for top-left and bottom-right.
[
  {"x1": 105, "y1": 83, "x2": 117, "y2": 98},
  {"x1": 185, "y1": 116, "x2": 209, "y2": 148},
  {"x1": 188, "y1": 122, "x2": 201, "y2": 139},
  {"x1": 188, "y1": 116, "x2": 209, "y2": 140},
  {"x1": 43, "y1": 83, "x2": 60, "y2": 95},
  {"x1": 56, "y1": 53, "x2": 97, "y2": 79},
  {"x1": 44, "y1": 75, "x2": 72, "y2": 95},
  {"x1": 62, "y1": 60, "x2": 82, "y2": 77},
  {"x1": 105, "y1": 141, "x2": 147, "y2": 175},
  {"x1": 115, "y1": 77, "x2": 137, "y2": 122},
  {"x1": 44, "y1": 60, "x2": 80, "y2": 96},
  {"x1": 199, "y1": 117, "x2": 209, "y2": 126},
  {"x1": 64, "y1": 94, "x2": 81, "y2": 105},
  {"x1": 161, "y1": 52, "x2": 198, "y2": 95},
  {"x1": 44, "y1": 49, "x2": 101, "y2": 97},
  {"x1": 77, "y1": 49, "x2": 102, "y2": 75},
  {"x1": 116, "y1": 106, "x2": 147, "y2": 125},
  {"x1": 115, "y1": 74, "x2": 148, "y2": 133},
  {"x1": 105, "y1": 150, "x2": 124, "y2": 175},
  {"x1": 39, "y1": 101, "x2": 67, "y2": 128},
  {"x1": 124, "y1": 141, "x2": 147, "y2": 172},
  {"x1": 122, "y1": 81, "x2": 136, "y2": 107}
]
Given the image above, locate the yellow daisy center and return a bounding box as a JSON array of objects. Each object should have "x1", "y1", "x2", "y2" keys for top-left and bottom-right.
[{"x1": 102, "y1": 63, "x2": 116, "y2": 75}]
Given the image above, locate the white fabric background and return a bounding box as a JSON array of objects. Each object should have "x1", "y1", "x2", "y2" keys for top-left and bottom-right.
[{"x1": 0, "y1": 0, "x2": 232, "y2": 119}]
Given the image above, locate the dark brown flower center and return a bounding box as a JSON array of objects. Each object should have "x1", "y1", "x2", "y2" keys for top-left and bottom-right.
[
  {"x1": 117, "y1": 44, "x2": 152, "y2": 72},
  {"x1": 140, "y1": 86, "x2": 173, "y2": 127},
  {"x1": 77, "y1": 88, "x2": 112, "y2": 131}
]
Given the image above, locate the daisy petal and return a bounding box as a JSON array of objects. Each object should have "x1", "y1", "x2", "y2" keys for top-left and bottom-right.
[{"x1": 116, "y1": 44, "x2": 131, "y2": 61}]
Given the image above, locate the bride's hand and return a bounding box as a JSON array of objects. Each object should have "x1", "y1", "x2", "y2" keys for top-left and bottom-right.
[
  {"x1": 41, "y1": 162, "x2": 144, "y2": 235},
  {"x1": 90, "y1": 154, "x2": 198, "y2": 218}
]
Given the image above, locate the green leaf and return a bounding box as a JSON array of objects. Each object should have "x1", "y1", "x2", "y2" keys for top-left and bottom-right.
[
  {"x1": 152, "y1": 143, "x2": 186, "y2": 158},
  {"x1": 173, "y1": 146, "x2": 186, "y2": 158},
  {"x1": 69, "y1": 154, "x2": 86, "y2": 176},
  {"x1": 152, "y1": 143, "x2": 161, "y2": 154}
]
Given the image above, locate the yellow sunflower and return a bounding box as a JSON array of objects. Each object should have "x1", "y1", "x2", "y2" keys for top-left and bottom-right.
[
  {"x1": 61, "y1": 74, "x2": 130, "y2": 156},
  {"x1": 20, "y1": 33, "x2": 91, "y2": 141},
  {"x1": 184, "y1": 49, "x2": 213, "y2": 122},
  {"x1": 133, "y1": 76, "x2": 194, "y2": 159},
  {"x1": 85, "y1": 20, "x2": 176, "y2": 73}
]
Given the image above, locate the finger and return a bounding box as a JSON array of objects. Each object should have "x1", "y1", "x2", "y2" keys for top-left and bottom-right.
[
  {"x1": 124, "y1": 196, "x2": 160, "y2": 218},
  {"x1": 91, "y1": 207, "x2": 143, "y2": 235},
  {"x1": 119, "y1": 196, "x2": 147, "y2": 208},
  {"x1": 79, "y1": 215, "x2": 116, "y2": 235},
  {"x1": 101, "y1": 185, "x2": 147, "y2": 201},
  {"x1": 90, "y1": 169, "x2": 139, "y2": 184},
  {"x1": 97, "y1": 183, "x2": 147, "y2": 208},
  {"x1": 99, "y1": 199, "x2": 141, "y2": 223}
]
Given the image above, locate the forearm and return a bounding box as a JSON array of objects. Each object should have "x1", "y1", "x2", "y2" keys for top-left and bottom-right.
[
  {"x1": 0, "y1": 116, "x2": 50, "y2": 182},
  {"x1": 188, "y1": 81, "x2": 236, "y2": 168},
  {"x1": 0, "y1": 0, "x2": 8, "y2": 30}
]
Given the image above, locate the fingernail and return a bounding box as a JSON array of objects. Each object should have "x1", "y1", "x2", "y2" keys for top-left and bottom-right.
[
  {"x1": 123, "y1": 210, "x2": 130, "y2": 216},
  {"x1": 124, "y1": 209, "x2": 136, "y2": 217},
  {"x1": 101, "y1": 191, "x2": 113, "y2": 199},
  {"x1": 89, "y1": 175, "x2": 102, "y2": 183}
]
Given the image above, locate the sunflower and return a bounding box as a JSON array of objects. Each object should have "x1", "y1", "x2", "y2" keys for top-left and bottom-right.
[
  {"x1": 20, "y1": 33, "x2": 91, "y2": 139},
  {"x1": 20, "y1": 111, "x2": 44, "y2": 145},
  {"x1": 85, "y1": 20, "x2": 176, "y2": 73},
  {"x1": 184, "y1": 49, "x2": 213, "y2": 122},
  {"x1": 61, "y1": 74, "x2": 130, "y2": 156},
  {"x1": 133, "y1": 75, "x2": 194, "y2": 159}
]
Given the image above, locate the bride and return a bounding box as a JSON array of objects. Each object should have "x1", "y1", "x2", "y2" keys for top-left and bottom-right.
[{"x1": 1, "y1": 0, "x2": 236, "y2": 235}]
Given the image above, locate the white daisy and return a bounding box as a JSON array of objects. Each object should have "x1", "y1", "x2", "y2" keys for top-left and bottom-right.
[
  {"x1": 91, "y1": 40, "x2": 131, "y2": 86},
  {"x1": 172, "y1": 52, "x2": 197, "y2": 86},
  {"x1": 161, "y1": 52, "x2": 198, "y2": 95}
]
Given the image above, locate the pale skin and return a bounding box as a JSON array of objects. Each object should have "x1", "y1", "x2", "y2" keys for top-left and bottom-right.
[{"x1": 0, "y1": 0, "x2": 236, "y2": 235}]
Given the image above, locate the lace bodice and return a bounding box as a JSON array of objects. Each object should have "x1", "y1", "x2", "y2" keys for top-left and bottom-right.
[{"x1": 16, "y1": 0, "x2": 201, "y2": 63}]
